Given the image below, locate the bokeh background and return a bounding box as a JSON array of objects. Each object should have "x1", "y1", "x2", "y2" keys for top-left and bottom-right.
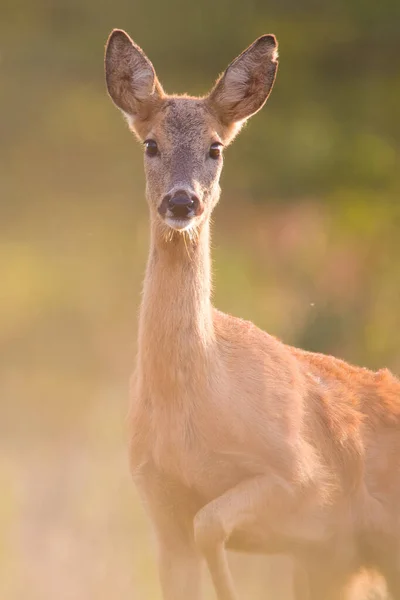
[{"x1": 1, "y1": 0, "x2": 399, "y2": 598}]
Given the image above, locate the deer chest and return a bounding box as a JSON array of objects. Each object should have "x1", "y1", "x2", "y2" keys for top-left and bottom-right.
[{"x1": 130, "y1": 396, "x2": 251, "y2": 501}]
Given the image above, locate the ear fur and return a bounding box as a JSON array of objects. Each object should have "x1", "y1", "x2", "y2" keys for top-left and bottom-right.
[
  {"x1": 105, "y1": 29, "x2": 164, "y2": 123},
  {"x1": 207, "y1": 35, "x2": 278, "y2": 127}
]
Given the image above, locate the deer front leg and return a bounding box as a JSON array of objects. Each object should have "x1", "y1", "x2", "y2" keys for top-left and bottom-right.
[
  {"x1": 145, "y1": 499, "x2": 203, "y2": 600},
  {"x1": 193, "y1": 474, "x2": 294, "y2": 600},
  {"x1": 157, "y1": 537, "x2": 202, "y2": 600},
  {"x1": 201, "y1": 545, "x2": 239, "y2": 600},
  {"x1": 136, "y1": 469, "x2": 203, "y2": 600}
]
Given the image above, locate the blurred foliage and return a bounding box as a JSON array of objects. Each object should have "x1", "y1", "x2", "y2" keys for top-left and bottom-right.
[{"x1": 0, "y1": 0, "x2": 399, "y2": 598}]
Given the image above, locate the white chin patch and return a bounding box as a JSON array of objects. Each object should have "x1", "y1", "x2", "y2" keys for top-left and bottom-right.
[{"x1": 165, "y1": 217, "x2": 194, "y2": 231}]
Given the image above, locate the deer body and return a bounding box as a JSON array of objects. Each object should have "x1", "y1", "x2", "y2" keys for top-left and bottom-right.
[{"x1": 105, "y1": 30, "x2": 400, "y2": 600}]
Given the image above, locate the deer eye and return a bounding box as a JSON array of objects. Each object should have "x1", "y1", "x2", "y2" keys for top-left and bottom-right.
[
  {"x1": 144, "y1": 139, "x2": 158, "y2": 157},
  {"x1": 209, "y1": 142, "x2": 223, "y2": 160}
]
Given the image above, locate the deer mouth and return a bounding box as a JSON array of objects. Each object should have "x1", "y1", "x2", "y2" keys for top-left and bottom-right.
[{"x1": 164, "y1": 215, "x2": 195, "y2": 231}]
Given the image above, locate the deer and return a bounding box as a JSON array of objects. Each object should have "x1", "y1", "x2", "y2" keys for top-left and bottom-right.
[{"x1": 104, "y1": 29, "x2": 400, "y2": 600}]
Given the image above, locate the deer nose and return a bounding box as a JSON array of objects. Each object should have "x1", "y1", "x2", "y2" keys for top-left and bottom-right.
[{"x1": 168, "y1": 193, "x2": 196, "y2": 218}]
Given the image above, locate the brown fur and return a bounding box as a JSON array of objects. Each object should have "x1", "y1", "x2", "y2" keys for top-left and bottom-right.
[{"x1": 105, "y1": 30, "x2": 400, "y2": 600}]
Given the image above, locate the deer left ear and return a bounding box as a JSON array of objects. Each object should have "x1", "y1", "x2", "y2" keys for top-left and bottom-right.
[{"x1": 207, "y1": 35, "x2": 278, "y2": 127}]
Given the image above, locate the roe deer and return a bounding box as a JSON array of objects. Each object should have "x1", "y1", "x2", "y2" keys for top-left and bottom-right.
[{"x1": 105, "y1": 29, "x2": 400, "y2": 600}]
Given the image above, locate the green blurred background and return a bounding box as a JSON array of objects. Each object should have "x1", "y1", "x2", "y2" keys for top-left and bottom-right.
[{"x1": 1, "y1": 0, "x2": 399, "y2": 598}]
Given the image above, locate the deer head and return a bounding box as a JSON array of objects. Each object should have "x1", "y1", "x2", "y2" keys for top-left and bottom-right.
[{"x1": 105, "y1": 30, "x2": 278, "y2": 233}]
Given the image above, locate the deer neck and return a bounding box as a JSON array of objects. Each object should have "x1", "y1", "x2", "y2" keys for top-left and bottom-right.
[{"x1": 137, "y1": 217, "x2": 215, "y2": 397}]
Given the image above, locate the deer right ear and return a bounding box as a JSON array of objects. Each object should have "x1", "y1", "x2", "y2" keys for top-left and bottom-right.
[{"x1": 105, "y1": 29, "x2": 163, "y2": 124}]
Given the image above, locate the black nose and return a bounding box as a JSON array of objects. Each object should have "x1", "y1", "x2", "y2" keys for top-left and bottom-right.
[{"x1": 168, "y1": 194, "x2": 195, "y2": 218}]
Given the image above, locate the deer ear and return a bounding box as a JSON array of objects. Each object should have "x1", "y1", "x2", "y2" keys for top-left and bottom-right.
[
  {"x1": 207, "y1": 35, "x2": 278, "y2": 126},
  {"x1": 105, "y1": 29, "x2": 164, "y2": 123}
]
